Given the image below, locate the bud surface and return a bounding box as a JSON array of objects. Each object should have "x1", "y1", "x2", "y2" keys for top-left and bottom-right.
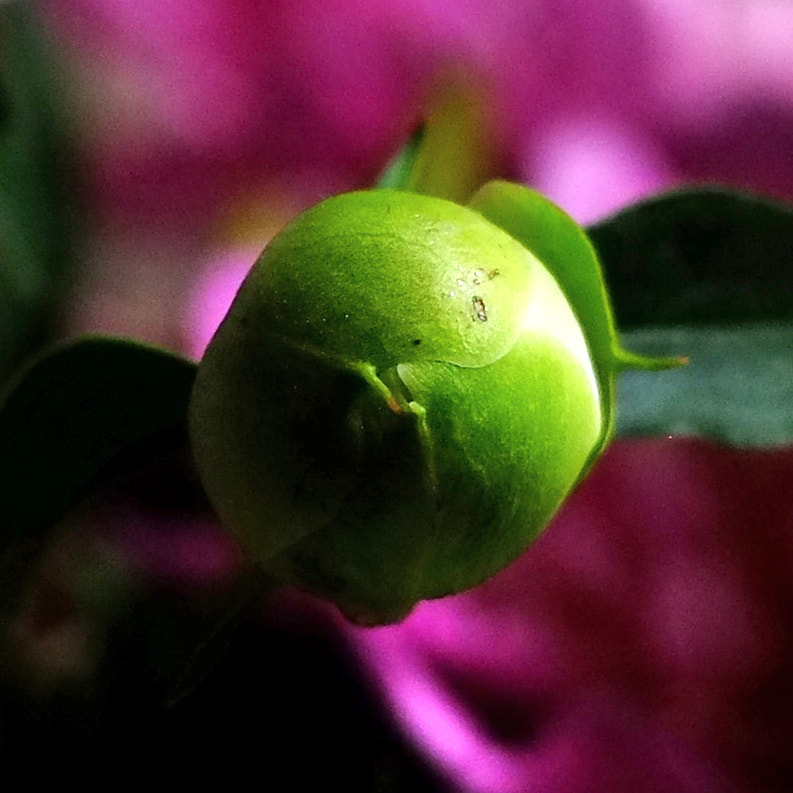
[{"x1": 189, "y1": 190, "x2": 603, "y2": 623}]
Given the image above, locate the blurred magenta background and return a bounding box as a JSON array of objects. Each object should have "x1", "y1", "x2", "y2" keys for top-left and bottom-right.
[
  {"x1": 38, "y1": 0, "x2": 793, "y2": 356},
  {"x1": 16, "y1": 2, "x2": 793, "y2": 791}
]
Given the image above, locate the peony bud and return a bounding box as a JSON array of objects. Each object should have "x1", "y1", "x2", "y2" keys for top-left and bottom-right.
[{"x1": 189, "y1": 187, "x2": 608, "y2": 624}]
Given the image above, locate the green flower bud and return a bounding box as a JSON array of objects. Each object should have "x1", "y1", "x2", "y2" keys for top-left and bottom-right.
[{"x1": 189, "y1": 188, "x2": 604, "y2": 624}]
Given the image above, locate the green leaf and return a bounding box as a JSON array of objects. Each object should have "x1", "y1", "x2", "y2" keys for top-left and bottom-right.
[
  {"x1": 0, "y1": 336, "x2": 197, "y2": 611},
  {"x1": 616, "y1": 324, "x2": 793, "y2": 446},
  {"x1": 588, "y1": 187, "x2": 793, "y2": 446},
  {"x1": 589, "y1": 187, "x2": 793, "y2": 328}
]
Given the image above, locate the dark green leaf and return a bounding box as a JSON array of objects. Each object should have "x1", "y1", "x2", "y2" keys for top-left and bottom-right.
[
  {"x1": 588, "y1": 188, "x2": 793, "y2": 445},
  {"x1": 0, "y1": 336, "x2": 197, "y2": 611},
  {"x1": 589, "y1": 187, "x2": 793, "y2": 329}
]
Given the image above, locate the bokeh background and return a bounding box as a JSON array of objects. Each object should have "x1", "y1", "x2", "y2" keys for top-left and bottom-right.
[
  {"x1": 2, "y1": 1, "x2": 793, "y2": 790},
  {"x1": 33, "y1": 0, "x2": 793, "y2": 359}
]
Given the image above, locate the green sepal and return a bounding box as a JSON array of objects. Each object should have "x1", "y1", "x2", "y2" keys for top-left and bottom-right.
[
  {"x1": 467, "y1": 179, "x2": 682, "y2": 454},
  {"x1": 613, "y1": 348, "x2": 689, "y2": 372},
  {"x1": 375, "y1": 74, "x2": 499, "y2": 203},
  {"x1": 375, "y1": 126, "x2": 425, "y2": 192}
]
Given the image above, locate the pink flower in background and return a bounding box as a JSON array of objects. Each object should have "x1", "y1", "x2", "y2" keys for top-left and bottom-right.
[
  {"x1": 185, "y1": 246, "x2": 260, "y2": 359},
  {"x1": 42, "y1": 0, "x2": 793, "y2": 232},
  {"x1": 39, "y1": 0, "x2": 793, "y2": 351},
  {"x1": 346, "y1": 439, "x2": 793, "y2": 793}
]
